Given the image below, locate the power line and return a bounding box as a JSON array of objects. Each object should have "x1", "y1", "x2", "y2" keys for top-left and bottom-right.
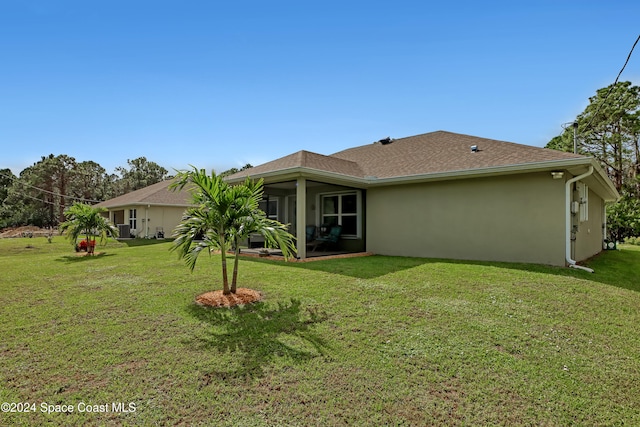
[
  {"x1": 551, "y1": 34, "x2": 640, "y2": 146},
  {"x1": 12, "y1": 190, "x2": 58, "y2": 206},
  {"x1": 0, "y1": 171, "x2": 103, "y2": 204},
  {"x1": 584, "y1": 34, "x2": 640, "y2": 131}
]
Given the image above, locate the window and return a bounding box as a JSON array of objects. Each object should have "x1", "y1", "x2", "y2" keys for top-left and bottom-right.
[
  {"x1": 129, "y1": 209, "x2": 137, "y2": 230},
  {"x1": 320, "y1": 192, "x2": 360, "y2": 237},
  {"x1": 259, "y1": 198, "x2": 278, "y2": 220}
]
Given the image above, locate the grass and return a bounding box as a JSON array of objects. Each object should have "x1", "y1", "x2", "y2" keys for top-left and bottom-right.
[{"x1": 1, "y1": 237, "x2": 639, "y2": 426}]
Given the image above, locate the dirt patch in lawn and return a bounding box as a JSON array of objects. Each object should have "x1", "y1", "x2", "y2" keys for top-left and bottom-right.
[
  {"x1": 195, "y1": 287, "x2": 263, "y2": 308},
  {"x1": 0, "y1": 226, "x2": 54, "y2": 238}
]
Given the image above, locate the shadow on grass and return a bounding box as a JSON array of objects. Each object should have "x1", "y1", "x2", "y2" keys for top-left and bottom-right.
[
  {"x1": 241, "y1": 247, "x2": 640, "y2": 292},
  {"x1": 577, "y1": 244, "x2": 640, "y2": 292},
  {"x1": 57, "y1": 252, "x2": 117, "y2": 262},
  {"x1": 119, "y1": 238, "x2": 173, "y2": 247},
  {"x1": 242, "y1": 254, "x2": 432, "y2": 279},
  {"x1": 185, "y1": 298, "x2": 330, "y2": 381},
  {"x1": 424, "y1": 245, "x2": 640, "y2": 293}
]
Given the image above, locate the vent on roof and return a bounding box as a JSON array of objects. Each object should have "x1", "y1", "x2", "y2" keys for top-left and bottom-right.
[
  {"x1": 377, "y1": 137, "x2": 393, "y2": 145},
  {"x1": 471, "y1": 145, "x2": 479, "y2": 153}
]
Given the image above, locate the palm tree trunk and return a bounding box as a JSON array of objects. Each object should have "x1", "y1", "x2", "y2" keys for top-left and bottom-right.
[
  {"x1": 85, "y1": 233, "x2": 93, "y2": 255},
  {"x1": 231, "y1": 238, "x2": 240, "y2": 293},
  {"x1": 220, "y1": 232, "x2": 230, "y2": 294}
]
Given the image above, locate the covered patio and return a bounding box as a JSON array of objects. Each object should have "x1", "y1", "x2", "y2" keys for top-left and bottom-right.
[
  {"x1": 224, "y1": 150, "x2": 370, "y2": 260},
  {"x1": 245, "y1": 177, "x2": 366, "y2": 260}
]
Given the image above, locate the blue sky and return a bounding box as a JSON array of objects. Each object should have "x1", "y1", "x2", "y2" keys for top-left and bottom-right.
[{"x1": 1, "y1": 1, "x2": 639, "y2": 175}]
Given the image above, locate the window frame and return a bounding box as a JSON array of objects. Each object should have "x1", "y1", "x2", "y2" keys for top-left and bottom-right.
[
  {"x1": 129, "y1": 208, "x2": 137, "y2": 231},
  {"x1": 316, "y1": 190, "x2": 362, "y2": 239}
]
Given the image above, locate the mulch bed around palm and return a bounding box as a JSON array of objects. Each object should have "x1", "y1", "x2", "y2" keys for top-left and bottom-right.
[
  {"x1": 75, "y1": 252, "x2": 105, "y2": 257},
  {"x1": 195, "y1": 287, "x2": 263, "y2": 308}
]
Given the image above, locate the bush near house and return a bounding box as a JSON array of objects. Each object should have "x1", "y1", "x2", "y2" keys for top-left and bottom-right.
[{"x1": 624, "y1": 236, "x2": 640, "y2": 246}]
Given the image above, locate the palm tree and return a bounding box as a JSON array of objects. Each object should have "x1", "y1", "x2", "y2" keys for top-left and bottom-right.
[
  {"x1": 59, "y1": 203, "x2": 119, "y2": 254},
  {"x1": 226, "y1": 177, "x2": 296, "y2": 293},
  {"x1": 170, "y1": 167, "x2": 296, "y2": 295}
]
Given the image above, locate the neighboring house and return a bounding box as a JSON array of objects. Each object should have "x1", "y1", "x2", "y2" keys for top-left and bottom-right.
[
  {"x1": 94, "y1": 179, "x2": 192, "y2": 238},
  {"x1": 225, "y1": 131, "x2": 619, "y2": 266}
]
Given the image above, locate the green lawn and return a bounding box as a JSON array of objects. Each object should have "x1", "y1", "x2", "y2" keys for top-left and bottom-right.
[{"x1": 1, "y1": 237, "x2": 639, "y2": 426}]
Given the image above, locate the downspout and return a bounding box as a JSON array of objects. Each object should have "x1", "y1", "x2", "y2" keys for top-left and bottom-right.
[
  {"x1": 565, "y1": 166, "x2": 594, "y2": 272},
  {"x1": 145, "y1": 205, "x2": 150, "y2": 238},
  {"x1": 602, "y1": 203, "x2": 607, "y2": 248}
]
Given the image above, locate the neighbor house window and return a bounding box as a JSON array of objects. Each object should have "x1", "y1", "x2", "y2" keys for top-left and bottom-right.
[
  {"x1": 259, "y1": 198, "x2": 278, "y2": 220},
  {"x1": 129, "y1": 209, "x2": 137, "y2": 231},
  {"x1": 320, "y1": 192, "x2": 360, "y2": 237}
]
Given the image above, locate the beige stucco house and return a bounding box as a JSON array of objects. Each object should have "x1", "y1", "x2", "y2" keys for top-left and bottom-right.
[
  {"x1": 94, "y1": 179, "x2": 192, "y2": 239},
  {"x1": 225, "y1": 131, "x2": 619, "y2": 267}
]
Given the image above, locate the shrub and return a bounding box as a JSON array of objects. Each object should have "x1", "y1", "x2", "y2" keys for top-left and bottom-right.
[{"x1": 624, "y1": 236, "x2": 640, "y2": 246}]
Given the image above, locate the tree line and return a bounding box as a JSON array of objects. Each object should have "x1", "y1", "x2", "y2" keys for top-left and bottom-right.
[
  {"x1": 0, "y1": 156, "x2": 169, "y2": 229},
  {"x1": 546, "y1": 81, "x2": 640, "y2": 241},
  {"x1": 0, "y1": 156, "x2": 253, "y2": 230}
]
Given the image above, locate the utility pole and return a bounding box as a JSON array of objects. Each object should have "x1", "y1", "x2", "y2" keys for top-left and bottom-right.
[{"x1": 573, "y1": 121, "x2": 578, "y2": 154}]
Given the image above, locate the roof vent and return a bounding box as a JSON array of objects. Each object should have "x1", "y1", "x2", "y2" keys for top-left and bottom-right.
[
  {"x1": 471, "y1": 145, "x2": 479, "y2": 153},
  {"x1": 378, "y1": 137, "x2": 393, "y2": 145}
]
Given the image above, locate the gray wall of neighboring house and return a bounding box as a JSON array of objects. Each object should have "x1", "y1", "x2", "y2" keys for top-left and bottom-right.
[{"x1": 366, "y1": 172, "x2": 569, "y2": 266}]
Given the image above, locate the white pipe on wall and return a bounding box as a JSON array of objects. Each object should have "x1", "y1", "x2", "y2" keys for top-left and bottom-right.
[
  {"x1": 603, "y1": 203, "x2": 607, "y2": 248},
  {"x1": 565, "y1": 166, "x2": 594, "y2": 272}
]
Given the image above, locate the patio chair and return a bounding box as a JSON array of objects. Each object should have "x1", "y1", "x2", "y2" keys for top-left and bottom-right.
[
  {"x1": 305, "y1": 225, "x2": 316, "y2": 242},
  {"x1": 311, "y1": 225, "x2": 342, "y2": 252}
]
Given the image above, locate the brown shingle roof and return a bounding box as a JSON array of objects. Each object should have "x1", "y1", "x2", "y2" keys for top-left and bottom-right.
[
  {"x1": 96, "y1": 131, "x2": 617, "y2": 206},
  {"x1": 226, "y1": 130, "x2": 584, "y2": 182},
  {"x1": 225, "y1": 150, "x2": 364, "y2": 180},
  {"x1": 331, "y1": 131, "x2": 584, "y2": 178},
  {"x1": 94, "y1": 179, "x2": 192, "y2": 208}
]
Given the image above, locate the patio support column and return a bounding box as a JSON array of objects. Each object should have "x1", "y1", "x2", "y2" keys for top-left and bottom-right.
[{"x1": 296, "y1": 177, "x2": 306, "y2": 259}]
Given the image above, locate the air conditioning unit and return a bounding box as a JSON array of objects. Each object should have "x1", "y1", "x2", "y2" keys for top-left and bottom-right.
[{"x1": 118, "y1": 224, "x2": 130, "y2": 239}]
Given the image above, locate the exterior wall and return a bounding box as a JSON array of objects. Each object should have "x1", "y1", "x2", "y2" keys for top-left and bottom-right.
[
  {"x1": 143, "y1": 206, "x2": 188, "y2": 238},
  {"x1": 573, "y1": 187, "x2": 605, "y2": 262},
  {"x1": 366, "y1": 172, "x2": 567, "y2": 266},
  {"x1": 108, "y1": 205, "x2": 187, "y2": 238}
]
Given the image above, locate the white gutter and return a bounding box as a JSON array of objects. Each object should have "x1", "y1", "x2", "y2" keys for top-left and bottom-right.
[
  {"x1": 565, "y1": 166, "x2": 594, "y2": 273},
  {"x1": 368, "y1": 157, "x2": 593, "y2": 186}
]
